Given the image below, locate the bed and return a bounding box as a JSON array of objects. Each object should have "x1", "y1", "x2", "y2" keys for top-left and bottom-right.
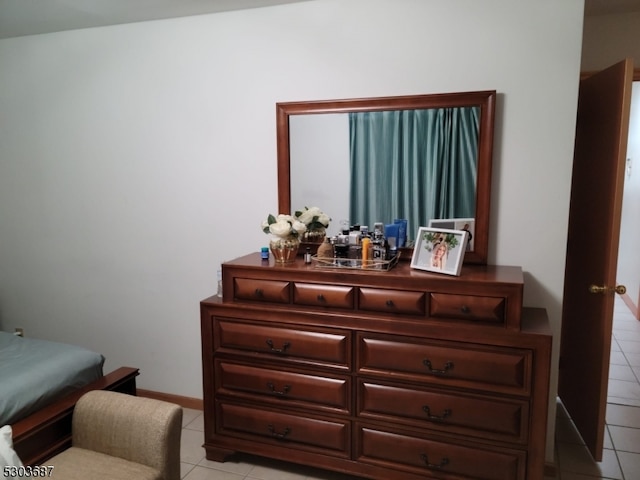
[
  {"x1": 0, "y1": 331, "x2": 138, "y2": 465},
  {"x1": 0, "y1": 331, "x2": 106, "y2": 425}
]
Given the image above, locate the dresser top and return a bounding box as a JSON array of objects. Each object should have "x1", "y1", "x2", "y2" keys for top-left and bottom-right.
[{"x1": 224, "y1": 252, "x2": 523, "y2": 287}]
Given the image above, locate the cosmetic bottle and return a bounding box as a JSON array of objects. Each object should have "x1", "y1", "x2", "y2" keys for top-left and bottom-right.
[
  {"x1": 334, "y1": 243, "x2": 349, "y2": 265},
  {"x1": 394, "y1": 219, "x2": 407, "y2": 247},
  {"x1": 317, "y1": 237, "x2": 334, "y2": 259},
  {"x1": 361, "y1": 237, "x2": 371, "y2": 265},
  {"x1": 216, "y1": 269, "x2": 223, "y2": 297},
  {"x1": 348, "y1": 225, "x2": 362, "y2": 264},
  {"x1": 371, "y1": 224, "x2": 388, "y2": 268}
]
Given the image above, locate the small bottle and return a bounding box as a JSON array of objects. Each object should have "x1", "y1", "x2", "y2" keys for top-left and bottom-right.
[
  {"x1": 304, "y1": 247, "x2": 312, "y2": 264},
  {"x1": 261, "y1": 247, "x2": 270, "y2": 261},
  {"x1": 216, "y1": 269, "x2": 223, "y2": 297},
  {"x1": 348, "y1": 225, "x2": 361, "y2": 246},
  {"x1": 337, "y1": 228, "x2": 350, "y2": 245},
  {"x1": 371, "y1": 226, "x2": 387, "y2": 269},
  {"x1": 361, "y1": 237, "x2": 371, "y2": 266},
  {"x1": 333, "y1": 231, "x2": 348, "y2": 266},
  {"x1": 317, "y1": 237, "x2": 334, "y2": 259},
  {"x1": 348, "y1": 225, "x2": 362, "y2": 265}
]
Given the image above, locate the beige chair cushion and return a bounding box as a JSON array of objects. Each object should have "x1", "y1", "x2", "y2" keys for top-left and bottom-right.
[
  {"x1": 72, "y1": 391, "x2": 182, "y2": 477},
  {"x1": 48, "y1": 391, "x2": 182, "y2": 480},
  {"x1": 49, "y1": 447, "x2": 161, "y2": 480}
]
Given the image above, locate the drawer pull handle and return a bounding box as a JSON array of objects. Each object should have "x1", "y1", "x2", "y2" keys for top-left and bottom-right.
[
  {"x1": 422, "y1": 406, "x2": 452, "y2": 422},
  {"x1": 460, "y1": 305, "x2": 470, "y2": 314},
  {"x1": 267, "y1": 424, "x2": 291, "y2": 440},
  {"x1": 254, "y1": 288, "x2": 264, "y2": 298},
  {"x1": 267, "y1": 382, "x2": 291, "y2": 396},
  {"x1": 266, "y1": 339, "x2": 291, "y2": 354},
  {"x1": 317, "y1": 294, "x2": 326, "y2": 303},
  {"x1": 423, "y1": 360, "x2": 454, "y2": 375},
  {"x1": 420, "y1": 454, "x2": 449, "y2": 470},
  {"x1": 385, "y1": 299, "x2": 395, "y2": 307}
]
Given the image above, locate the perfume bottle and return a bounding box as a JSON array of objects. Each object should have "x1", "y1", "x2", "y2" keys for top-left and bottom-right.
[
  {"x1": 317, "y1": 237, "x2": 334, "y2": 258},
  {"x1": 216, "y1": 269, "x2": 223, "y2": 297}
]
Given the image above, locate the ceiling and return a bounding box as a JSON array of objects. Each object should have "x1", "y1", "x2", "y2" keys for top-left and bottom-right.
[
  {"x1": 584, "y1": 0, "x2": 640, "y2": 16},
  {"x1": 0, "y1": 0, "x2": 310, "y2": 39},
  {"x1": 0, "y1": 0, "x2": 639, "y2": 40}
]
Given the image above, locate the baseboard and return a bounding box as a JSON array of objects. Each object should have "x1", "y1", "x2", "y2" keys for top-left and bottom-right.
[{"x1": 137, "y1": 389, "x2": 203, "y2": 410}]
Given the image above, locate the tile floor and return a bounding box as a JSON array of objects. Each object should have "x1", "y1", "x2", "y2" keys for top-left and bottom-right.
[
  {"x1": 551, "y1": 298, "x2": 640, "y2": 480},
  {"x1": 179, "y1": 298, "x2": 640, "y2": 480}
]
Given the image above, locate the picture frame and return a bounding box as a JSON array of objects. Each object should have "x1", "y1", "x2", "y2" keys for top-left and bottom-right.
[
  {"x1": 428, "y1": 218, "x2": 475, "y2": 251},
  {"x1": 410, "y1": 227, "x2": 469, "y2": 276}
]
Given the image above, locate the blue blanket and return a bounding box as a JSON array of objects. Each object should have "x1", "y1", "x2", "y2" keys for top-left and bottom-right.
[{"x1": 0, "y1": 332, "x2": 104, "y2": 425}]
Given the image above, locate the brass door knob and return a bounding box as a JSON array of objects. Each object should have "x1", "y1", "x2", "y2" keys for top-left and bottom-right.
[{"x1": 588, "y1": 284, "x2": 627, "y2": 295}]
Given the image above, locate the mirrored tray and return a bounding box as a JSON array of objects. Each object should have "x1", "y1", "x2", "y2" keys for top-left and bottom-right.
[{"x1": 311, "y1": 253, "x2": 400, "y2": 272}]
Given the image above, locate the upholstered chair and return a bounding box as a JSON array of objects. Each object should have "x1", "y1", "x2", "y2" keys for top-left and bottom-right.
[{"x1": 48, "y1": 390, "x2": 182, "y2": 480}]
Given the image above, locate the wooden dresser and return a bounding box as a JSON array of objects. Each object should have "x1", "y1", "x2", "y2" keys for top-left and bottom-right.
[{"x1": 200, "y1": 253, "x2": 552, "y2": 480}]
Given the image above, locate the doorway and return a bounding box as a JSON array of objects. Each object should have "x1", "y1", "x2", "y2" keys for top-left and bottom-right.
[
  {"x1": 615, "y1": 76, "x2": 640, "y2": 322},
  {"x1": 608, "y1": 77, "x2": 640, "y2": 408},
  {"x1": 558, "y1": 59, "x2": 633, "y2": 462}
]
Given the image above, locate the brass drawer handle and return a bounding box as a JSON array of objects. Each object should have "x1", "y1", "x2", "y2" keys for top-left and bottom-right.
[
  {"x1": 267, "y1": 424, "x2": 291, "y2": 440},
  {"x1": 420, "y1": 453, "x2": 449, "y2": 470},
  {"x1": 460, "y1": 305, "x2": 470, "y2": 314},
  {"x1": 265, "y1": 339, "x2": 291, "y2": 354},
  {"x1": 267, "y1": 382, "x2": 291, "y2": 396},
  {"x1": 385, "y1": 299, "x2": 395, "y2": 308},
  {"x1": 254, "y1": 288, "x2": 264, "y2": 298},
  {"x1": 317, "y1": 294, "x2": 326, "y2": 303},
  {"x1": 423, "y1": 360, "x2": 454, "y2": 376},
  {"x1": 422, "y1": 406, "x2": 452, "y2": 422}
]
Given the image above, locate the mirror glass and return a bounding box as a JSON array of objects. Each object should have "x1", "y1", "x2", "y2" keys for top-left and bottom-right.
[{"x1": 277, "y1": 91, "x2": 496, "y2": 264}]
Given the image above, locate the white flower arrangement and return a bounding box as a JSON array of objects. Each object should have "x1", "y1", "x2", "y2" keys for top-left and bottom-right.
[
  {"x1": 261, "y1": 213, "x2": 307, "y2": 239},
  {"x1": 294, "y1": 206, "x2": 331, "y2": 230}
]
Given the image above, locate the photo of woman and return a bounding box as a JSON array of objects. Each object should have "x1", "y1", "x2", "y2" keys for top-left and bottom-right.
[
  {"x1": 410, "y1": 227, "x2": 468, "y2": 276},
  {"x1": 430, "y1": 242, "x2": 448, "y2": 270}
]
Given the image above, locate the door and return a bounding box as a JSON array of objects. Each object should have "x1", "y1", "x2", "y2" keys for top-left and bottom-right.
[{"x1": 559, "y1": 59, "x2": 633, "y2": 461}]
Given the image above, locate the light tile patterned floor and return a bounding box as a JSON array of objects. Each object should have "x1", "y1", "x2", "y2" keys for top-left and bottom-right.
[
  {"x1": 180, "y1": 299, "x2": 640, "y2": 480},
  {"x1": 550, "y1": 298, "x2": 640, "y2": 480}
]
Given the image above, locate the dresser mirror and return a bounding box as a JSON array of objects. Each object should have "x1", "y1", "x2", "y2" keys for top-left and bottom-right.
[{"x1": 277, "y1": 90, "x2": 496, "y2": 265}]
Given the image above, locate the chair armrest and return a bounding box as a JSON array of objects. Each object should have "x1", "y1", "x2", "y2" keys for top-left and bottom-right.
[{"x1": 71, "y1": 390, "x2": 182, "y2": 480}]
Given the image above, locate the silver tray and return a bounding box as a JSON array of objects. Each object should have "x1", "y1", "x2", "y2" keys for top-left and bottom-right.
[{"x1": 311, "y1": 253, "x2": 400, "y2": 271}]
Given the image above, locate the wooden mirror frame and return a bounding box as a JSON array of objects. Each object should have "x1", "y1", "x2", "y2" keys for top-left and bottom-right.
[{"x1": 277, "y1": 90, "x2": 496, "y2": 265}]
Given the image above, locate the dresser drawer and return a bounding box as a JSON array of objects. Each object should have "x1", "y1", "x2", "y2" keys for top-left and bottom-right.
[
  {"x1": 358, "y1": 287, "x2": 426, "y2": 316},
  {"x1": 215, "y1": 319, "x2": 351, "y2": 369},
  {"x1": 430, "y1": 293, "x2": 506, "y2": 324},
  {"x1": 216, "y1": 402, "x2": 350, "y2": 457},
  {"x1": 215, "y1": 360, "x2": 351, "y2": 413},
  {"x1": 358, "y1": 380, "x2": 528, "y2": 443},
  {"x1": 357, "y1": 334, "x2": 531, "y2": 395},
  {"x1": 233, "y1": 278, "x2": 290, "y2": 303},
  {"x1": 356, "y1": 425, "x2": 525, "y2": 480},
  {"x1": 293, "y1": 283, "x2": 355, "y2": 309}
]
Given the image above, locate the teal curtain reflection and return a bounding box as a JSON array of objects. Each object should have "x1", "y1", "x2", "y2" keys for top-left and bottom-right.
[{"x1": 349, "y1": 107, "x2": 479, "y2": 240}]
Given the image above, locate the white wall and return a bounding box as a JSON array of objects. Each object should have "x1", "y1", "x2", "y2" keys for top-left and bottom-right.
[
  {"x1": 619, "y1": 83, "x2": 640, "y2": 308},
  {"x1": 0, "y1": 0, "x2": 584, "y2": 462}
]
